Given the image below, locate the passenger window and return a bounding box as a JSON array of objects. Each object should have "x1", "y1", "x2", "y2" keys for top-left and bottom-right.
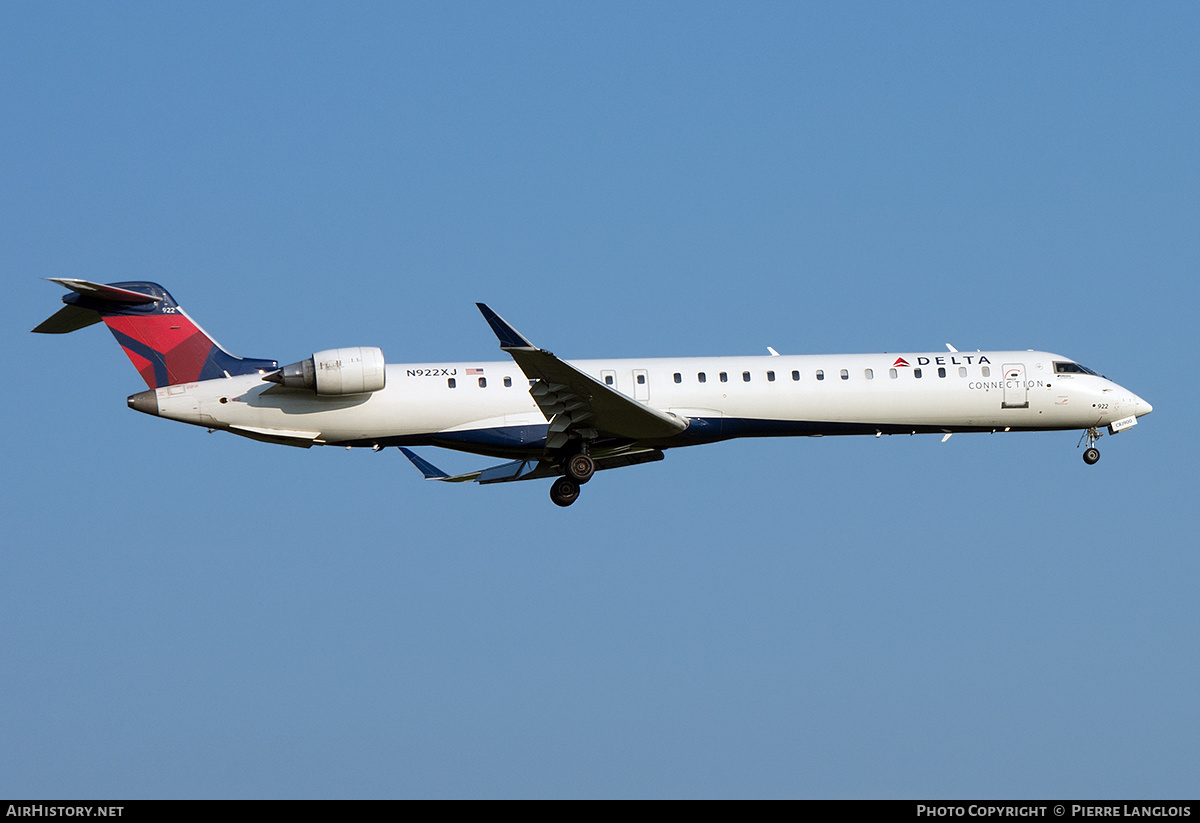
[
  {"x1": 914, "y1": 368, "x2": 923, "y2": 379},
  {"x1": 937, "y1": 367, "x2": 946, "y2": 378},
  {"x1": 981, "y1": 366, "x2": 990, "y2": 378},
  {"x1": 698, "y1": 372, "x2": 706, "y2": 383},
  {"x1": 742, "y1": 371, "x2": 751, "y2": 382},
  {"x1": 448, "y1": 378, "x2": 456, "y2": 388},
  {"x1": 791, "y1": 370, "x2": 800, "y2": 381},
  {"x1": 865, "y1": 369, "x2": 873, "y2": 379},
  {"x1": 674, "y1": 373, "x2": 681, "y2": 383},
  {"x1": 720, "y1": 372, "x2": 728, "y2": 383},
  {"x1": 767, "y1": 371, "x2": 775, "y2": 382},
  {"x1": 605, "y1": 375, "x2": 614, "y2": 385},
  {"x1": 504, "y1": 376, "x2": 512, "y2": 388},
  {"x1": 816, "y1": 370, "x2": 824, "y2": 381},
  {"x1": 889, "y1": 368, "x2": 897, "y2": 379},
  {"x1": 840, "y1": 369, "x2": 849, "y2": 380},
  {"x1": 958, "y1": 367, "x2": 967, "y2": 378},
  {"x1": 478, "y1": 377, "x2": 487, "y2": 388},
  {"x1": 636, "y1": 374, "x2": 646, "y2": 385}
]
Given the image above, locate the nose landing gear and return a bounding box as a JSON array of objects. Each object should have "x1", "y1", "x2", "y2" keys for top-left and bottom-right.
[{"x1": 1079, "y1": 426, "x2": 1101, "y2": 465}]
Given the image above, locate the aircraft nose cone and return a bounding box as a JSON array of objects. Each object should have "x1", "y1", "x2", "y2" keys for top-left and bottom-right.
[
  {"x1": 1132, "y1": 393, "x2": 1152, "y2": 417},
  {"x1": 127, "y1": 389, "x2": 160, "y2": 416}
]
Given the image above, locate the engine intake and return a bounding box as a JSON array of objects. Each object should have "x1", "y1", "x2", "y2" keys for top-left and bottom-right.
[{"x1": 264, "y1": 347, "x2": 386, "y2": 395}]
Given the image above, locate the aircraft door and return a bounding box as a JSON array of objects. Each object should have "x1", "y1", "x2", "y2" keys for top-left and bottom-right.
[
  {"x1": 632, "y1": 369, "x2": 650, "y2": 403},
  {"x1": 1002, "y1": 363, "x2": 1028, "y2": 409}
]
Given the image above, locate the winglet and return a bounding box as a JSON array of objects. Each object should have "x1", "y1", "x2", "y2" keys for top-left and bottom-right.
[
  {"x1": 398, "y1": 447, "x2": 451, "y2": 479},
  {"x1": 476, "y1": 303, "x2": 536, "y2": 350}
]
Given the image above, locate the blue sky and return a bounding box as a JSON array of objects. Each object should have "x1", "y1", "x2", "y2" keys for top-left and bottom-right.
[{"x1": 3, "y1": 2, "x2": 1197, "y2": 798}]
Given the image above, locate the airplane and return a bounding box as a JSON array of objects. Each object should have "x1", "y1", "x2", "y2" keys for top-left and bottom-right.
[{"x1": 34, "y1": 278, "x2": 1153, "y2": 507}]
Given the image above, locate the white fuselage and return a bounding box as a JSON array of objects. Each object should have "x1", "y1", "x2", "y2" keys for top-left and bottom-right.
[{"x1": 140, "y1": 350, "x2": 1152, "y2": 458}]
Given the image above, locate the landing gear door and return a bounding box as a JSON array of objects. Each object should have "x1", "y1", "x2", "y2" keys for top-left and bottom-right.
[{"x1": 1002, "y1": 363, "x2": 1028, "y2": 409}]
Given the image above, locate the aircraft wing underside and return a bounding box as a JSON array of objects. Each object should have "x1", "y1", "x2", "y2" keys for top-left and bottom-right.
[{"x1": 399, "y1": 446, "x2": 665, "y2": 484}]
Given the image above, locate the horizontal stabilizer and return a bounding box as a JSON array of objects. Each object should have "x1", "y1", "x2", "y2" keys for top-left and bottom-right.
[
  {"x1": 34, "y1": 277, "x2": 158, "y2": 334},
  {"x1": 32, "y1": 305, "x2": 103, "y2": 334},
  {"x1": 47, "y1": 278, "x2": 163, "y2": 305}
]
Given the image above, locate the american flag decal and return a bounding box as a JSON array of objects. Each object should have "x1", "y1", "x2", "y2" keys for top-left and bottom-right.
[{"x1": 466, "y1": 368, "x2": 484, "y2": 375}]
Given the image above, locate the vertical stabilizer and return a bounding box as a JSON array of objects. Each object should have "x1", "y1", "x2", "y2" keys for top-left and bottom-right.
[{"x1": 33, "y1": 279, "x2": 277, "y2": 388}]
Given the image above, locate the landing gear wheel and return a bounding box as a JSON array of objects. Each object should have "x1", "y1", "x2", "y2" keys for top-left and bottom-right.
[
  {"x1": 566, "y1": 453, "x2": 595, "y2": 484},
  {"x1": 1078, "y1": 426, "x2": 1102, "y2": 466},
  {"x1": 550, "y1": 477, "x2": 581, "y2": 507}
]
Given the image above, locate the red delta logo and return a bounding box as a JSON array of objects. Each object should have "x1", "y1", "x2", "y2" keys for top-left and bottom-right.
[{"x1": 892, "y1": 357, "x2": 911, "y2": 367}]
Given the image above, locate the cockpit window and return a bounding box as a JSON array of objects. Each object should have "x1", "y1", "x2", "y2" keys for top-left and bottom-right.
[{"x1": 1054, "y1": 361, "x2": 1099, "y2": 376}]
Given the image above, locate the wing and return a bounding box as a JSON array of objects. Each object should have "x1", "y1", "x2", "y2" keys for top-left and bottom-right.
[
  {"x1": 474, "y1": 303, "x2": 688, "y2": 450},
  {"x1": 399, "y1": 447, "x2": 664, "y2": 485}
]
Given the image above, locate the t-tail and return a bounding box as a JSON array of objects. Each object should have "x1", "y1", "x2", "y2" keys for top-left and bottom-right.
[{"x1": 32, "y1": 279, "x2": 277, "y2": 388}]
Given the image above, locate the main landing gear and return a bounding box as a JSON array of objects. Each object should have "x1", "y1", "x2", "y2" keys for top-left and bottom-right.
[
  {"x1": 550, "y1": 477, "x2": 580, "y2": 507},
  {"x1": 1079, "y1": 426, "x2": 1101, "y2": 465},
  {"x1": 565, "y1": 453, "x2": 595, "y2": 484},
  {"x1": 550, "y1": 450, "x2": 595, "y2": 507}
]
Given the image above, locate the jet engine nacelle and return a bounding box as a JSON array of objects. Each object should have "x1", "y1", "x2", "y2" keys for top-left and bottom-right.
[{"x1": 266, "y1": 347, "x2": 386, "y2": 395}]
